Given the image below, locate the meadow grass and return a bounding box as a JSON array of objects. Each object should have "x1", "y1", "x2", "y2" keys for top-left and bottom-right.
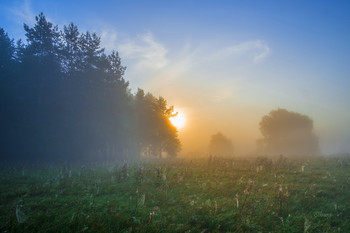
[{"x1": 1, "y1": 156, "x2": 349, "y2": 232}]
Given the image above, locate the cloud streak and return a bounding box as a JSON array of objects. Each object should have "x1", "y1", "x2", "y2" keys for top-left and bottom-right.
[
  {"x1": 111, "y1": 33, "x2": 270, "y2": 80},
  {"x1": 101, "y1": 32, "x2": 271, "y2": 105},
  {"x1": 8, "y1": 0, "x2": 35, "y2": 25},
  {"x1": 211, "y1": 40, "x2": 271, "y2": 63},
  {"x1": 118, "y1": 32, "x2": 168, "y2": 70},
  {"x1": 100, "y1": 29, "x2": 118, "y2": 53}
]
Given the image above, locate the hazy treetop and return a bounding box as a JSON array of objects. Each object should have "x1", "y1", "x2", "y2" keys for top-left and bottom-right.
[
  {"x1": 208, "y1": 132, "x2": 234, "y2": 157},
  {"x1": 258, "y1": 108, "x2": 319, "y2": 156}
]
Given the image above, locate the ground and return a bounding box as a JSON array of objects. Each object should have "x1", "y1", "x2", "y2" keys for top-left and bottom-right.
[{"x1": 1, "y1": 156, "x2": 349, "y2": 232}]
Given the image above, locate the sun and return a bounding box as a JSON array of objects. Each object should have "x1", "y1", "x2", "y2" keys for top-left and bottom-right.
[{"x1": 169, "y1": 111, "x2": 185, "y2": 129}]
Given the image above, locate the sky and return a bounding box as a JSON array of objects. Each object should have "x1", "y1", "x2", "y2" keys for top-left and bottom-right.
[{"x1": 1, "y1": 0, "x2": 350, "y2": 155}]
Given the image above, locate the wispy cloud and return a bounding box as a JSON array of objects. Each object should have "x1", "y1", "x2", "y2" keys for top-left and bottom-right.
[
  {"x1": 8, "y1": 0, "x2": 35, "y2": 25},
  {"x1": 251, "y1": 41, "x2": 270, "y2": 62},
  {"x1": 99, "y1": 32, "x2": 270, "y2": 104},
  {"x1": 212, "y1": 40, "x2": 270, "y2": 63},
  {"x1": 100, "y1": 29, "x2": 118, "y2": 52},
  {"x1": 213, "y1": 87, "x2": 237, "y2": 103},
  {"x1": 118, "y1": 32, "x2": 168, "y2": 70}
]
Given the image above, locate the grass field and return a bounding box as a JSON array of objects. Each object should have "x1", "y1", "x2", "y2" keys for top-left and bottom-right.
[{"x1": 1, "y1": 156, "x2": 350, "y2": 232}]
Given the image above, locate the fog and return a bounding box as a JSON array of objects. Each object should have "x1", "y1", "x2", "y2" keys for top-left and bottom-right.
[
  {"x1": 1, "y1": 12, "x2": 349, "y2": 166},
  {"x1": 177, "y1": 107, "x2": 320, "y2": 157},
  {"x1": 2, "y1": 2, "x2": 350, "y2": 233}
]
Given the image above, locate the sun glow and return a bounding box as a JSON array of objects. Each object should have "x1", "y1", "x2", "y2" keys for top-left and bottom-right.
[{"x1": 170, "y1": 111, "x2": 185, "y2": 129}]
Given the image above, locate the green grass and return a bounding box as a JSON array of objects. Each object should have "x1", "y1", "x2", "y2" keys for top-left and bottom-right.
[{"x1": 1, "y1": 156, "x2": 350, "y2": 232}]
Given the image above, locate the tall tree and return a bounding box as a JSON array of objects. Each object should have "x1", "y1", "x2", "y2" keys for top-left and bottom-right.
[
  {"x1": 0, "y1": 28, "x2": 15, "y2": 76},
  {"x1": 257, "y1": 108, "x2": 319, "y2": 156},
  {"x1": 80, "y1": 31, "x2": 104, "y2": 72},
  {"x1": 135, "y1": 89, "x2": 181, "y2": 158},
  {"x1": 0, "y1": 13, "x2": 181, "y2": 164},
  {"x1": 62, "y1": 23, "x2": 82, "y2": 73},
  {"x1": 23, "y1": 12, "x2": 61, "y2": 72},
  {"x1": 0, "y1": 28, "x2": 17, "y2": 163}
]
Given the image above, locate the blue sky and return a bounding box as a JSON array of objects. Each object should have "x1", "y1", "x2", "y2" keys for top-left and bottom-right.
[{"x1": 1, "y1": 0, "x2": 350, "y2": 154}]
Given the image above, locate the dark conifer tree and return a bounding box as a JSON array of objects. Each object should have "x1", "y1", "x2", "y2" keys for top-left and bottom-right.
[
  {"x1": 0, "y1": 28, "x2": 15, "y2": 76},
  {"x1": 0, "y1": 13, "x2": 181, "y2": 164}
]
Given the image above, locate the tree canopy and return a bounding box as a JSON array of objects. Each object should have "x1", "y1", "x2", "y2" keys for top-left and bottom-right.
[
  {"x1": 0, "y1": 13, "x2": 180, "y2": 164},
  {"x1": 208, "y1": 132, "x2": 234, "y2": 157},
  {"x1": 257, "y1": 108, "x2": 319, "y2": 156}
]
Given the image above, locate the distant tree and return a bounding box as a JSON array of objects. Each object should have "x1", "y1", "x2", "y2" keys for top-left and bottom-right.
[
  {"x1": 257, "y1": 108, "x2": 319, "y2": 156},
  {"x1": 208, "y1": 132, "x2": 234, "y2": 157}
]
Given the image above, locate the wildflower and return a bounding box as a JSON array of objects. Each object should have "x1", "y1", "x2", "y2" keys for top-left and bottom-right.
[
  {"x1": 138, "y1": 194, "x2": 145, "y2": 207},
  {"x1": 256, "y1": 165, "x2": 263, "y2": 173},
  {"x1": 274, "y1": 183, "x2": 283, "y2": 198},
  {"x1": 244, "y1": 179, "x2": 254, "y2": 195},
  {"x1": 243, "y1": 188, "x2": 249, "y2": 195},
  {"x1": 205, "y1": 199, "x2": 211, "y2": 207},
  {"x1": 121, "y1": 162, "x2": 128, "y2": 180},
  {"x1": 280, "y1": 217, "x2": 284, "y2": 226},
  {"x1": 304, "y1": 218, "x2": 311, "y2": 233},
  {"x1": 16, "y1": 203, "x2": 27, "y2": 223},
  {"x1": 70, "y1": 213, "x2": 75, "y2": 222},
  {"x1": 284, "y1": 188, "x2": 290, "y2": 198},
  {"x1": 149, "y1": 211, "x2": 155, "y2": 223},
  {"x1": 235, "y1": 193, "x2": 239, "y2": 208}
]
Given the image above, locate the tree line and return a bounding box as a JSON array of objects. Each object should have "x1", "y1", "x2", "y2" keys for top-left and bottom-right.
[
  {"x1": 208, "y1": 108, "x2": 319, "y2": 158},
  {"x1": 0, "y1": 13, "x2": 180, "y2": 164}
]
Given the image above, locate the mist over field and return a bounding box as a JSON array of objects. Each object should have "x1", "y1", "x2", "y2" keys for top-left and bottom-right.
[{"x1": 1, "y1": 1, "x2": 350, "y2": 232}]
